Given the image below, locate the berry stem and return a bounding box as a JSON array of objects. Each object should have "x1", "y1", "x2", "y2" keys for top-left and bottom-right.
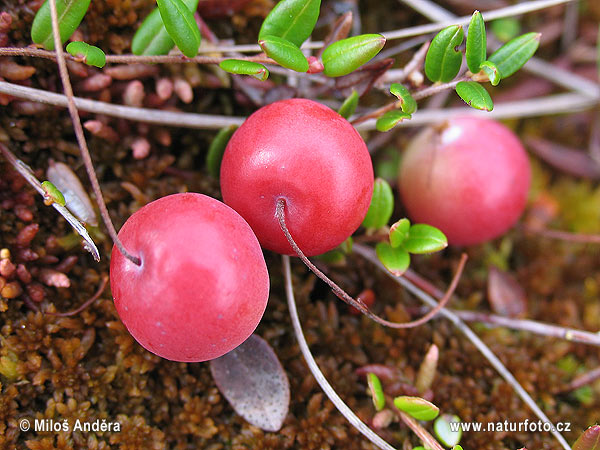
[
  {"x1": 47, "y1": 0, "x2": 140, "y2": 266},
  {"x1": 275, "y1": 198, "x2": 467, "y2": 328}
]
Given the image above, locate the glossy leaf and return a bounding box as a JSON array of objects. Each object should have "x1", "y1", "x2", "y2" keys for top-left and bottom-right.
[
  {"x1": 362, "y1": 178, "x2": 393, "y2": 229},
  {"x1": 491, "y1": 17, "x2": 521, "y2": 43},
  {"x1": 479, "y1": 60, "x2": 501, "y2": 86},
  {"x1": 425, "y1": 25, "x2": 464, "y2": 83},
  {"x1": 66, "y1": 41, "x2": 106, "y2": 68},
  {"x1": 259, "y1": 35, "x2": 308, "y2": 72},
  {"x1": 389, "y1": 83, "x2": 416, "y2": 114},
  {"x1": 132, "y1": 0, "x2": 199, "y2": 55},
  {"x1": 210, "y1": 334, "x2": 290, "y2": 432},
  {"x1": 367, "y1": 373, "x2": 385, "y2": 411},
  {"x1": 376, "y1": 110, "x2": 411, "y2": 132},
  {"x1": 393, "y1": 396, "x2": 439, "y2": 421},
  {"x1": 434, "y1": 414, "x2": 463, "y2": 447},
  {"x1": 488, "y1": 32, "x2": 540, "y2": 79},
  {"x1": 220, "y1": 59, "x2": 269, "y2": 81},
  {"x1": 337, "y1": 90, "x2": 359, "y2": 119},
  {"x1": 322, "y1": 34, "x2": 386, "y2": 77},
  {"x1": 157, "y1": 0, "x2": 201, "y2": 58},
  {"x1": 375, "y1": 242, "x2": 410, "y2": 276},
  {"x1": 31, "y1": 0, "x2": 91, "y2": 50},
  {"x1": 41, "y1": 181, "x2": 66, "y2": 206},
  {"x1": 453, "y1": 446, "x2": 464, "y2": 450},
  {"x1": 466, "y1": 11, "x2": 486, "y2": 74},
  {"x1": 573, "y1": 425, "x2": 600, "y2": 450},
  {"x1": 389, "y1": 218, "x2": 410, "y2": 248},
  {"x1": 258, "y1": 0, "x2": 321, "y2": 47},
  {"x1": 455, "y1": 81, "x2": 493, "y2": 111},
  {"x1": 206, "y1": 125, "x2": 238, "y2": 178},
  {"x1": 404, "y1": 224, "x2": 448, "y2": 254}
]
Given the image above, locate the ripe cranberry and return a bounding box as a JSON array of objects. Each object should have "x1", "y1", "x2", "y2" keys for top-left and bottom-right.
[
  {"x1": 110, "y1": 193, "x2": 269, "y2": 362},
  {"x1": 398, "y1": 116, "x2": 531, "y2": 245},
  {"x1": 220, "y1": 98, "x2": 373, "y2": 256}
]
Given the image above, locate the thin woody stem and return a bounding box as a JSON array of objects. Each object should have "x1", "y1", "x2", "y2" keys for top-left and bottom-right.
[
  {"x1": 48, "y1": 0, "x2": 140, "y2": 266},
  {"x1": 275, "y1": 198, "x2": 467, "y2": 328}
]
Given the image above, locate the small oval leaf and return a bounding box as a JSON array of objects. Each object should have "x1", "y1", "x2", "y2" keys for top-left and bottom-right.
[
  {"x1": 31, "y1": 0, "x2": 91, "y2": 51},
  {"x1": 572, "y1": 425, "x2": 600, "y2": 450},
  {"x1": 478, "y1": 60, "x2": 501, "y2": 86},
  {"x1": 259, "y1": 35, "x2": 308, "y2": 72},
  {"x1": 466, "y1": 11, "x2": 486, "y2": 74},
  {"x1": 367, "y1": 373, "x2": 385, "y2": 411},
  {"x1": 132, "y1": 0, "x2": 199, "y2": 56},
  {"x1": 404, "y1": 224, "x2": 448, "y2": 254},
  {"x1": 210, "y1": 334, "x2": 290, "y2": 432},
  {"x1": 455, "y1": 81, "x2": 493, "y2": 111},
  {"x1": 322, "y1": 34, "x2": 386, "y2": 77},
  {"x1": 207, "y1": 125, "x2": 238, "y2": 178},
  {"x1": 389, "y1": 83, "x2": 416, "y2": 114},
  {"x1": 66, "y1": 41, "x2": 106, "y2": 68},
  {"x1": 390, "y1": 218, "x2": 410, "y2": 248},
  {"x1": 375, "y1": 242, "x2": 410, "y2": 276},
  {"x1": 425, "y1": 25, "x2": 464, "y2": 83},
  {"x1": 362, "y1": 178, "x2": 394, "y2": 229},
  {"x1": 487, "y1": 266, "x2": 527, "y2": 318},
  {"x1": 47, "y1": 161, "x2": 98, "y2": 226},
  {"x1": 393, "y1": 396, "x2": 439, "y2": 421},
  {"x1": 376, "y1": 110, "x2": 411, "y2": 132},
  {"x1": 434, "y1": 414, "x2": 463, "y2": 447},
  {"x1": 337, "y1": 89, "x2": 359, "y2": 119},
  {"x1": 220, "y1": 59, "x2": 269, "y2": 81},
  {"x1": 258, "y1": 0, "x2": 321, "y2": 47},
  {"x1": 488, "y1": 32, "x2": 540, "y2": 79},
  {"x1": 157, "y1": 0, "x2": 201, "y2": 58},
  {"x1": 490, "y1": 17, "x2": 521, "y2": 43},
  {"x1": 41, "y1": 181, "x2": 66, "y2": 206}
]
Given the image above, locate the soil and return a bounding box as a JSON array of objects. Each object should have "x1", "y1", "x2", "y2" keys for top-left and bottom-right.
[{"x1": 1, "y1": 1, "x2": 599, "y2": 450}]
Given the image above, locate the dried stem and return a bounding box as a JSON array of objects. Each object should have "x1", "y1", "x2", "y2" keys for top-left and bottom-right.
[
  {"x1": 282, "y1": 255, "x2": 398, "y2": 450},
  {"x1": 524, "y1": 226, "x2": 600, "y2": 244},
  {"x1": 48, "y1": 0, "x2": 140, "y2": 265},
  {"x1": 275, "y1": 199, "x2": 467, "y2": 328},
  {"x1": 352, "y1": 244, "x2": 572, "y2": 450},
  {"x1": 45, "y1": 275, "x2": 108, "y2": 317},
  {"x1": 561, "y1": 367, "x2": 600, "y2": 393}
]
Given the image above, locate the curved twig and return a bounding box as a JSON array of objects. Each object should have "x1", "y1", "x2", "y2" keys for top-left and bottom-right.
[
  {"x1": 276, "y1": 199, "x2": 466, "y2": 328},
  {"x1": 45, "y1": 275, "x2": 108, "y2": 317}
]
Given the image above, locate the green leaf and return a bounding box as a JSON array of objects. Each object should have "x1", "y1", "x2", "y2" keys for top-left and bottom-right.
[
  {"x1": 337, "y1": 90, "x2": 359, "y2": 119},
  {"x1": 132, "y1": 0, "x2": 199, "y2": 55},
  {"x1": 41, "y1": 181, "x2": 66, "y2": 206},
  {"x1": 478, "y1": 60, "x2": 501, "y2": 86},
  {"x1": 315, "y1": 250, "x2": 346, "y2": 265},
  {"x1": 466, "y1": 11, "x2": 486, "y2": 74},
  {"x1": 206, "y1": 125, "x2": 238, "y2": 178},
  {"x1": 339, "y1": 236, "x2": 353, "y2": 254},
  {"x1": 389, "y1": 83, "x2": 416, "y2": 114},
  {"x1": 258, "y1": 0, "x2": 321, "y2": 47},
  {"x1": 452, "y1": 446, "x2": 464, "y2": 450},
  {"x1": 362, "y1": 178, "x2": 394, "y2": 229},
  {"x1": 455, "y1": 81, "x2": 493, "y2": 111},
  {"x1": 31, "y1": 0, "x2": 91, "y2": 50},
  {"x1": 389, "y1": 218, "x2": 410, "y2": 248},
  {"x1": 367, "y1": 373, "x2": 385, "y2": 411},
  {"x1": 259, "y1": 35, "x2": 309, "y2": 72},
  {"x1": 376, "y1": 110, "x2": 411, "y2": 132},
  {"x1": 490, "y1": 17, "x2": 521, "y2": 43},
  {"x1": 425, "y1": 25, "x2": 464, "y2": 83},
  {"x1": 157, "y1": 0, "x2": 201, "y2": 58},
  {"x1": 572, "y1": 425, "x2": 600, "y2": 450},
  {"x1": 404, "y1": 224, "x2": 448, "y2": 254},
  {"x1": 488, "y1": 32, "x2": 540, "y2": 79},
  {"x1": 393, "y1": 396, "x2": 439, "y2": 421},
  {"x1": 322, "y1": 34, "x2": 386, "y2": 77},
  {"x1": 433, "y1": 414, "x2": 462, "y2": 447},
  {"x1": 220, "y1": 59, "x2": 269, "y2": 81},
  {"x1": 375, "y1": 242, "x2": 410, "y2": 276},
  {"x1": 66, "y1": 41, "x2": 106, "y2": 68}
]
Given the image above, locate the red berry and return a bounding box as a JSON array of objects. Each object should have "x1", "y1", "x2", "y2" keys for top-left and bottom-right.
[
  {"x1": 220, "y1": 98, "x2": 374, "y2": 256},
  {"x1": 110, "y1": 193, "x2": 269, "y2": 362},
  {"x1": 398, "y1": 116, "x2": 531, "y2": 245}
]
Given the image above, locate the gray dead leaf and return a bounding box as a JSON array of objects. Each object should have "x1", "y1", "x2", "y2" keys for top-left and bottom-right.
[
  {"x1": 487, "y1": 266, "x2": 527, "y2": 318},
  {"x1": 210, "y1": 334, "x2": 290, "y2": 432}
]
